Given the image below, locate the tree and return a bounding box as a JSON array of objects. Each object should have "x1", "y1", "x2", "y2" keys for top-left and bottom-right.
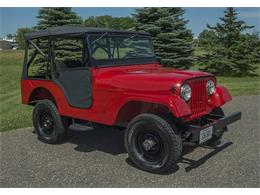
[
  {"x1": 231, "y1": 33, "x2": 260, "y2": 76},
  {"x1": 198, "y1": 7, "x2": 259, "y2": 76},
  {"x1": 37, "y1": 8, "x2": 82, "y2": 30},
  {"x1": 16, "y1": 28, "x2": 32, "y2": 49},
  {"x1": 197, "y1": 30, "x2": 218, "y2": 51},
  {"x1": 33, "y1": 8, "x2": 83, "y2": 75},
  {"x1": 134, "y1": 7, "x2": 194, "y2": 69},
  {"x1": 84, "y1": 15, "x2": 136, "y2": 30},
  {"x1": 6, "y1": 33, "x2": 15, "y2": 40}
]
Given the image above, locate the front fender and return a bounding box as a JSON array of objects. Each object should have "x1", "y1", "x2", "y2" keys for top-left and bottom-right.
[
  {"x1": 169, "y1": 95, "x2": 191, "y2": 117},
  {"x1": 114, "y1": 94, "x2": 192, "y2": 123},
  {"x1": 171, "y1": 85, "x2": 232, "y2": 119},
  {"x1": 113, "y1": 85, "x2": 232, "y2": 125},
  {"x1": 212, "y1": 85, "x2": 232, "y2": 107}
]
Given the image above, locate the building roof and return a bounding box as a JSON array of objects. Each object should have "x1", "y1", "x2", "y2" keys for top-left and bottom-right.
[{"x1": 24, "y1": 26, "x2": 150, "y2": 39}]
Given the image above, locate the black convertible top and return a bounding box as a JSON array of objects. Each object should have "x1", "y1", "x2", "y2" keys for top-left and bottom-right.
[{"x1": 24, "y1": 25, "x2": 150, "y2": 39}]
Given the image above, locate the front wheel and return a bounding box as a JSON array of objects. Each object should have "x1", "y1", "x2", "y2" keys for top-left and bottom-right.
[
  {"x1": 125, "y1": 113, "x2": 182, "y2": 173},
  {"x1": 33, "y1": 99, "x2": 68, "y2": 144}
]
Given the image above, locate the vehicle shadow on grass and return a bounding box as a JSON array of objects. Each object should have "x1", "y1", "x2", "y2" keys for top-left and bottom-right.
[{"x1": 64, "y1": 127, "x2": 233, "y2": 175}]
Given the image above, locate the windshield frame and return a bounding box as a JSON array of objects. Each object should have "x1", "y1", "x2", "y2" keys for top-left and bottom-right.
[{"x1": 86, "y1": 33, "x2": 158, "y2": 67}]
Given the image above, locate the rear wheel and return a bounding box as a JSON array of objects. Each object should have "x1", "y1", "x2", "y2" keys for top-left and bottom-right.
[
  {"x1": 33, "y1": 99, "x2": 68, "y2": 144},
  {"x1": 125, "y1": 113, "x2": 182, "y2": 173}
]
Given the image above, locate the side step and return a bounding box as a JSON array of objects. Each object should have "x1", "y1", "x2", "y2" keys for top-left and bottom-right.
[{"x1": 69, "y1": 121, "x2": 95, "y2": 132}]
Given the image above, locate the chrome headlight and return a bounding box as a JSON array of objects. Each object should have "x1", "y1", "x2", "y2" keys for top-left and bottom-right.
[
  {"x1": 207, "y1": 80, "x2": 215, "y2": 95},
  {"x1": 181, "y1": 84, "x2": 191, "y2": 101}
]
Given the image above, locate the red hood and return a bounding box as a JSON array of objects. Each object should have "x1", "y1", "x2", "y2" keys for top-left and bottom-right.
[{"x1": 95, "y1": 64, "x2": 214, "y2": 93}]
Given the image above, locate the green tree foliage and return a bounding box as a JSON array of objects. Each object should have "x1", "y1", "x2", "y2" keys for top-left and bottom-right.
[
  {"x1": 134, "y1": 7, "x2": 194, "y2": 69},
  {"x1": 197, "y1": 30, "x2": 218, "y2": 51},
  {"x1": 31, "y1": 8, "x2": 83, "y2": 75},
  {"x1": 37, "y1": 8, "x2": 82, "y2": 30},
  {"x1": 230, "y1": 33, "x2": 260, "y2": 76},
  {"x1": 84, "y1": 15, "x2": 136, "y2": 30},
  {"x1": 198, "y1": 7, "x2": 260, "y2": 76},
  {"x1": 6, "y1": 33, "x2": 15, "y2": 40},
  {"x1": 16, "y1": 28, "x2": 32, "y2": 49},
  {"x1": 53, "y1": 37, "x2": 83, "y2": 68}
]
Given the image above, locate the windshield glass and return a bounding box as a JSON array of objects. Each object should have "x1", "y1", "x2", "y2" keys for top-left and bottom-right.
[{"x1": 89, "y1": 34, "x2": 156, "y2": 65}]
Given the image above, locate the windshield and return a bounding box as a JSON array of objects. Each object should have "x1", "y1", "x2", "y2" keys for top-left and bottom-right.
[{"x1": 88, "y1": 34, "x2": 156, "y2": 66}]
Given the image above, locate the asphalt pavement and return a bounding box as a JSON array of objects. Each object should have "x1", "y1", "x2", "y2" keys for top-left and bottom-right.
[{"x1": 0, "y1": 95, "x2": 259, "y2": 187}]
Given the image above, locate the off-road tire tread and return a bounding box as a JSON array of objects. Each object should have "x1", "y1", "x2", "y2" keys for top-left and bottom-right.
[
  {"x1": 125, "y1": 113, "x2": 182, "y2": 173},
  {"x1": 33, "y1": 99, "x2": 66, "y2": 144}
]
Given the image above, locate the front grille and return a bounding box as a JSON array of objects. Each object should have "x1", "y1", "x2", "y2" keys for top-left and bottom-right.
[{"x1": 188, "y1": 78, "x2": 208, "y2": 117}]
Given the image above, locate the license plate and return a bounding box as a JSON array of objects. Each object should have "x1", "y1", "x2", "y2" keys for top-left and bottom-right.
[{"x1": 199, "y1": 126, "x2": 213, "y2": 144}]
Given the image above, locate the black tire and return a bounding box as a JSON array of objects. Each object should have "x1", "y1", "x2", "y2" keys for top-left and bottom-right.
[
  {"x1": 61, "y1": 116, "x2": 71, "y2": 130},
  {"x1": 33, "y1": 99, "x2": 68, "y2": 144},
  {"x1": 205, "y1": 107, "x2": 227, "y2": 146},
  {"x1": 125, "y1": 113, "x2": 182, "y2": 173}
]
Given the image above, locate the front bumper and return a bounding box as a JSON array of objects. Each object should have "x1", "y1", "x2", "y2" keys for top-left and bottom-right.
[{"x1": 188, "y1": 111, "x2": 242, "y2": 143}]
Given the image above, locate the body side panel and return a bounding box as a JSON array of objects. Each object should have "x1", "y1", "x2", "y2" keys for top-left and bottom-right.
[{"x1": 21, "y1": 64, "x2": 233, "y2": 125}]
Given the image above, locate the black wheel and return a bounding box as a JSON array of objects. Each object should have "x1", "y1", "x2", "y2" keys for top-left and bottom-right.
[
  {"x1": 205, "y1": 107, "x2": 227, "y2": 146},
  {"x1": 33, "y1": 99, "x2": 68, "y2": 144},
  {"x1": 125, "y1": 113, "x2": 182, "y2": 173}
]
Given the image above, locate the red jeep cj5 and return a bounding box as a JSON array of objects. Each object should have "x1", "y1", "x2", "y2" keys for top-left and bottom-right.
[{"x1": 21, "y1": 26, "x2": 241, "y2": 173}]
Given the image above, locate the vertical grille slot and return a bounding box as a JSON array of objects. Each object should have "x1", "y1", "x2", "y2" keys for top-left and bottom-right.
[{"x1": 188, "y1": 78, "x2": 207, "y2": 116}]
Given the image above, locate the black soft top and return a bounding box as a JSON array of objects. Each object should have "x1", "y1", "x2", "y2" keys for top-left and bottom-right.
[{"x1": 24, "y1": 25, "x2": 150, "y2": 39}]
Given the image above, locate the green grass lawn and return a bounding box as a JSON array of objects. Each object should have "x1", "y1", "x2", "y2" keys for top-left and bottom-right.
[
  {"x1": 0, "y1": 50, "x2": 33, "y2": 132},
  {"x1": 190, "y1": 63, "x2": 260, "y2": 96},
  {"x1": 0, "y1": 50, "x2": 259, "y2": 132},
  {"x1": 217, "y1": 75, "x2": 260, "y2": 96}
]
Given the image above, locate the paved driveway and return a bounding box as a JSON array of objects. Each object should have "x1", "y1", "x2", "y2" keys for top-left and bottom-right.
[{"x1": 0, "y1": 95, "x2": 259, "y2": 187}]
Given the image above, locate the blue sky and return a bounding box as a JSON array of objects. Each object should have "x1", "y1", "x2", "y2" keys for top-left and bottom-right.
[{"x1": 0, "y1": 7, "x2": 259, "y2": 37}]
